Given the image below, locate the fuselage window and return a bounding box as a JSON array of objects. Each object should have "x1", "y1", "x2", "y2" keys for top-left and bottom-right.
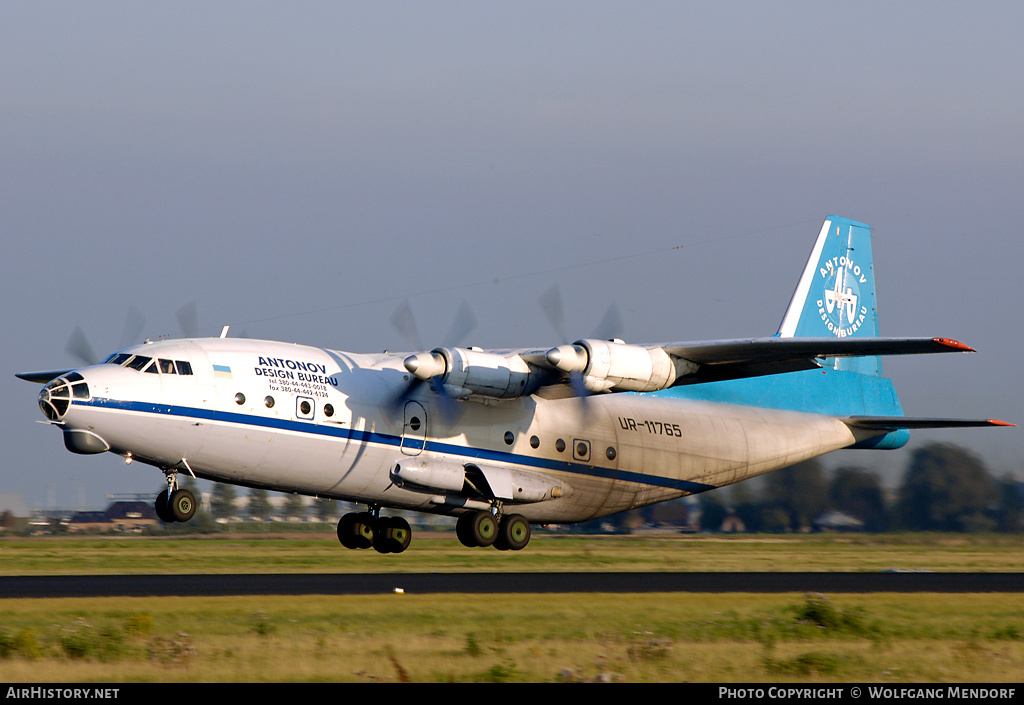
[
  {"x1": 143, "y1": 360, "x2": 159, "y2": 374},
  {"x1": 159, "y1": 359, "x2": 177, "y2": 374},
  {"x1": 175, "y1": 360, "x2": 193, "y2": 375},
  {"x1": 105, "y1": 353, "x2": 132, "y2": 366}
]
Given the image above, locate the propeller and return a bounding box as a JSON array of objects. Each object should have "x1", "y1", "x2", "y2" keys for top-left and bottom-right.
[
  {"x1": 63, "y1": 302, "x2": 200, "y2": 367},
  {"x1": 538, "y1": 284, "x2": 625, "y2": 421},
  {"x1": 65, "y1": 305, "x2": 149, "y2": 366},
  {"x1": 176, "y1": 302, "x2": 200, "y2": 339},
  {"x1": 385, "y1": 299, "x2": 478, "y2": 420}
]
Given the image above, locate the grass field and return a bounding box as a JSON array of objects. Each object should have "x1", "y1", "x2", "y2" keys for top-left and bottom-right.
[
  {"x1": 1, "y1": 533, "x2": 1022, "y2": 683},
  {"x1": 3, "y1": 531, "x2": 1024, "y2": 575}
]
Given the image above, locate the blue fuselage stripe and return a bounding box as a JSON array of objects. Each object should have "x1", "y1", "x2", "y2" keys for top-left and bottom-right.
[{"x1": 74, "y1": 398, "x2": 717, "y2": 494}]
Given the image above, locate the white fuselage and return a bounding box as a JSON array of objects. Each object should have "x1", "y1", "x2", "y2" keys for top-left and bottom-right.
[{"x1": 54, "y1": 337, "x2": 868, "y2": 523}]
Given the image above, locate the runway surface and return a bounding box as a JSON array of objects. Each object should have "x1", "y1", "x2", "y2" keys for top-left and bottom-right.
[{"x1": 3, "y1": 572, "x2": 1023, "y2": 598}]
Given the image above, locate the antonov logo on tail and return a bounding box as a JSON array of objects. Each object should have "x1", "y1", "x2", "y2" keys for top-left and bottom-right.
[{"x1": 819, "y1": 255, "x2": 868, "y2": 337}]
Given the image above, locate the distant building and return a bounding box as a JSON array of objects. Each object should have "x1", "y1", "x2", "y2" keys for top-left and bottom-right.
[
  {"x1": 67, "y1": 510, "x2": 113, "y2": 533},
  {"x1": 67, "y1": 500, "x2": 160, "y2": 533},
  {"x1": 814, "y1": 510, "x2": 865, "y2": 532},
  {"x1": 106, "y1": 500, "x2": 159, "y2": 533}
]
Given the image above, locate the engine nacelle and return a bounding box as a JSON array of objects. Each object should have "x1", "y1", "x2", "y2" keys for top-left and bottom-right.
[
  {"x1": 547, "y1": 339, "x2": 694, "y2": 393},
  {"x1": 404, "y1": 347, "x2": 535, "y2": 399}
]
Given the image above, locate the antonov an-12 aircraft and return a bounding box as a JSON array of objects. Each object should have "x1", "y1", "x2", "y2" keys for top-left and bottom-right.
[{"x1": 18, "y1": 217, "x2": 1011, "y2": 552}]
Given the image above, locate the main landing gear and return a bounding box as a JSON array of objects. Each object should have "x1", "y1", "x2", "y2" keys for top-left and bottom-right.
[
  {"x1": 456, "y1": 509, "x2": 531, "y2": 551},
  {"x1": 337, "y1": 507, "x2": 412, "y2": 554},
  {"x1": 154, "y1": 470, "x2": 196, "y2": 523}
]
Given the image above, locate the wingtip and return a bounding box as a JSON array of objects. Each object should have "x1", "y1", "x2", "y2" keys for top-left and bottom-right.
[
  {"x1": 933, "y1": 337, "x2": 975, "y2": 352},
  {"x1": 987, "y1": 419, "x2": 1015, "y2": 427}
]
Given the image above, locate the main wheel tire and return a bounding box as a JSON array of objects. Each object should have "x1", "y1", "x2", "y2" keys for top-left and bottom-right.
[
  {"x1": 456, "y1": 512, "x2": 478, "y2": 547},
  {"x1": 155, "y1": 489, "x2": 176, "y2": 523},
  {"x1": 497, "y1": 513, "x2": 531, "y2": 551},
  {"x1": 169, "y1": 489, "x2": 196, "y2": 522},
  {"x1": 373, "y1": 516, "x2": 412, "y2": 554},
  {"x1": 337, "y1": 513, "x2": 360, "y2": 549},
  {"x1": 351, "y1": 512, "x2": 376, "y2": 549},
  {"x1": 469, "y1": 510, "x2": 497, "y2": 547},
  {"x1": 387, "y1": 516, "x2": 412, "y2": 553}
]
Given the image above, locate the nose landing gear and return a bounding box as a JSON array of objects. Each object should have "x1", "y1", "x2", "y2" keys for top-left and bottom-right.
[{"x1": 155, "y1": 470, "x2": 197, "y2": 523}]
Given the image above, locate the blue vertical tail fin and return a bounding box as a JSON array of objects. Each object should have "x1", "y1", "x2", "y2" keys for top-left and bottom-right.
[{"x1": 776, "y1": 216, "x2": 881, "y2": 376}]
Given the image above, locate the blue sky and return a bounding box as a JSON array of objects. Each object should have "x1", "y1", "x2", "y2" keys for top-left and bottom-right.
[{"x1": 3, "y1": 2, "x2": 1020, "y2": 508}]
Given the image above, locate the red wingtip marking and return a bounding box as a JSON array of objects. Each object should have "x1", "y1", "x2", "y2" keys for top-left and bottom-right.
[
  {"x1": 987, "y1": 419, "x2": 1015, "y2": 427},
  {"x1": 933, "y1": 337, "x2": 975, "y2": 352}
]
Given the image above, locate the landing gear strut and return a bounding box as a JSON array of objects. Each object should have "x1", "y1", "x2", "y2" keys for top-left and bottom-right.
[
  {"x1": 337, "y1": 507, "x2": 412, "y2": 554},
  {"x1": 155, "y1": 470, "x2": 196, "y2": 523}
]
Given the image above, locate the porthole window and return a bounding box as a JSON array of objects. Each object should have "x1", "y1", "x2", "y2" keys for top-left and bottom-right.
[
  {"x1": 234, "y1": 393, "x2": 245, "y2": 405},
  {"x1": 409, "y1": 416, "x2": 421, "y2": 431},
  {"x1": 504, "y1": 431, "x2": 515, "y2": 445},
  {"x1": 324, "y1": 403, "x2": 334, "y2": 417},
  {"x1": 264, "y1": 396, "x2": 275, "y2": 408},
  {"x1": 530, "y1": 435, "x2": 540, "y2": 449},
  {"x1": 606, "y1": 447, "x2": 617, "y2": 460},
  {"x1": 296, "y1": 396, "x2": 315, "y2": 420},
  {"x1": 555, "y1": 439, "x2": 566, "y2": 453}
]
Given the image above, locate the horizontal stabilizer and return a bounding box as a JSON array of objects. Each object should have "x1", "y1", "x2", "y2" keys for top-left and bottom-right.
[{"x1": 844, "y1": 416, "x2": 1014, "y2": 430}]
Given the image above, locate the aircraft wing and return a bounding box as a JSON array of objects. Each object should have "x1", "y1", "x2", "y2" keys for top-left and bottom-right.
[
  {"x1": 657, "y1": 336, "x2": 973, "y2": 385},
  {"x1": 401, "y1": 336, "x2": 982, "y2": 400}
]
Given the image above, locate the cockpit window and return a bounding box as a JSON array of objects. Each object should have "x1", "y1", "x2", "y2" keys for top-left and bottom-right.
[
  {"x1": 108, "y1": 353, "x2": 194, "y2": 375},
  {"x1": 125, "y1": 355, "x2": 152, "y2": 371}
]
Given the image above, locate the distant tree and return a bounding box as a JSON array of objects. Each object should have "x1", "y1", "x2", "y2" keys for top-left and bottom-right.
[
  {"x1": 994, "y1": 476, "x2": 1024, "y2": 533},
  {"x1": 247, "y1": 489, "x2": 272, "y2": 521},
  {"x1": 697, "y1": 492, "x2": 728, "y2": 531},
  {"x1": 829, "y1": 466, "x2": 890, "y2": 532},
  {"x1": 315, "y1": 497, "x2": 340, "y2": 523},
  {"x1": 210, "y1": 483, "x2": 238, "y2": 521},
  {"x1": 283, "y1": 493, "x2": 306, "y2": 521},
  {"x1": 763, "y1": 459, "x2": 829, "y2": 531},
  {"x1": 896, "y1": 443, "x2": 995, "y2": 532}
]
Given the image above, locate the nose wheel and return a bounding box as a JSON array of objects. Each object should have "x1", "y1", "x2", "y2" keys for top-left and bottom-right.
[{"x1": 155, "y1": 470, "x2": 197, "y2": 523}]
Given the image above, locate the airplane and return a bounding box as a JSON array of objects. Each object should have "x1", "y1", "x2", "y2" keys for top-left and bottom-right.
[{"x1": 17, "y1": 216, "x2": 1011, "y2": 552}]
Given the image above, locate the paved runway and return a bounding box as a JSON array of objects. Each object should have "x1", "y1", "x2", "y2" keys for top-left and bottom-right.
[{"x1": 3, "y1": 572, "x2": 1023, "y2": 598}]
